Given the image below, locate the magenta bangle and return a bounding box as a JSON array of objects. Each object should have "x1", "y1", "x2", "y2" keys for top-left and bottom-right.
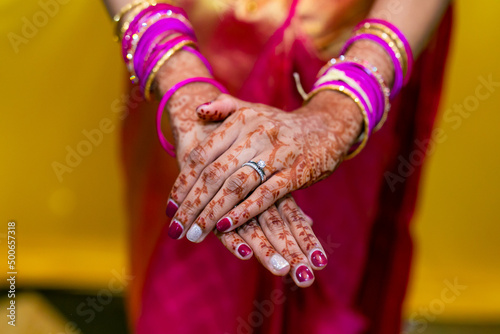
[
  {"x1": 157, "y1": 77, "x2": 229, "y2": 157},
  {"x1": 341, "y1": 33, "x2": 404, "y2": 99},
  {"x1": 126, "y1": 16, "x2": 196, "y2": 62},
  {"x1": 122, "y1": 7, "x2": 192, "y2": 59},
  {"x1": 134, "y1": 25, "x2": 195, "y2": 79},
  {"x1": 123, "y1": 3, "x2": 188, "y2": 40},
  {"x1": 140, "y1": 35, "x2": 197, "y2": 91},
  {"x1": 356, "y1": 19, "x2": 414, "y2": 83},
  {"x1": 318, "y1": 66, "x2": 380, "y2": 119},
  {"x1": 314, "y1": 80, "x2": 376, "y2": 136},
  {"x1": 331, "y1": 63, "x2": 384, "y2": 122}
]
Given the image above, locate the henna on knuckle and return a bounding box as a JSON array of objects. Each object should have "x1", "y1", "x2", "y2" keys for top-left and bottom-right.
[
  {"x1": 224, "y1": 172, "x2": 249, "y2": 197},
  {"x1": 201, "y1": 163, "x2": 225, "y2": 186},
  {"x1": 297, "y1": 225, "x2": 317, "y2": 252},
  {"x1": 178, "y1": 200, "x2": 198, "y2": 219},
  {"x1": 259, "y1": 185, "x2": 281, "y2": 204},
  {"x1": 284, "y1": 207, "x2": 303, "y2": 225},
  {"x1": 287, "y1": 251, "x2": 305, "y2": 266},
  {"x1": 199, "y1": 202, "x2": 223, "y2": 226},
  {"x1": 265, "y1": 216, "x2": 284, "y2": 233},
  {"x1": 188, "y1": 145, "x2": 208, "y2": 166},
  {"x1": 196, "y1": 217, "x2": 208, "y2": 229}
]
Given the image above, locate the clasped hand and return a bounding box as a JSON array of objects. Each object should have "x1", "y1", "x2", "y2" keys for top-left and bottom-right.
[{"x1": 166, "y1": 93, "x2": 362, "y2": 287}]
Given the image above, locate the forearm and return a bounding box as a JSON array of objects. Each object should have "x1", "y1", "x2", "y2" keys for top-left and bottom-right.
[
  {"x1": 369, "y1": 0, "x2": 451, "y2": 57},
  {"x1": 308, "y1": 0, "x2": 450, "y2": 143},
  {"x1": 103, "y1": 0, "x2": 137, "y2": 18},
  {"x1": 102, "y1": 0, "x2": 220, "y2": 137},
  {"x1": 347, "y1": 0, "x2": 451, "y2": 88}
]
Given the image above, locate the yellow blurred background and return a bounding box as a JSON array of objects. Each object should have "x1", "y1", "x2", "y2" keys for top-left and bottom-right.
[{"x1": 0, "y1": 0, "x2": 499, "y2": 324}]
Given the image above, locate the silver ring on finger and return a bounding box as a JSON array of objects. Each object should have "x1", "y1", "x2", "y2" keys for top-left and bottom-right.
[{"x1": 242, "y1": 160, "x2": 267, "y2": 184}]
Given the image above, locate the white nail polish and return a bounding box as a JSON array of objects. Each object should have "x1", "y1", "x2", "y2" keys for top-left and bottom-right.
[
  {"x1": 270, "y1": 254, "x2": 289, "y2": 271},
  {"x1": 186, "y1": 224, "x2": 202, "y2": 242}
]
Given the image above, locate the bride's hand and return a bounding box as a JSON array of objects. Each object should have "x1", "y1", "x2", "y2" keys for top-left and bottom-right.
[
  {"x1": 165, "y1": 91, "x2": 363, "y2": 242},
  {"x1": 217, "y1": 195, "x2": 328, "y2": 288}
]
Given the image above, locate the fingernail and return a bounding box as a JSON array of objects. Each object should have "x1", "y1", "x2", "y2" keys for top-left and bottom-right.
[
  {"x1": 166, "y1": 199, "x2": 178, "y2": 218},
  {"x1": 168, "y1": 220, "x2": 183, "y2": 239},
  {"x1": 216, "y1": 217, "x2": 232, "y2": 232},
  {"x1": 270, "y1": 254, "x2": 289, "y2": 271},
  {"x1": 295, "y1": 265, "x2": 314, "y2": 283},
  {"x1": 186, "y1": 224, "x2": 203, "y2": 242},
  {"x1": 310, "y1": 249, "x2": 328, "y2": 268},
  {"x1": 196, "y1": 101, "x2": 212, "y2": 112},
  {"x1": 237, "y1": 244, "x2": 252, "y2": 258}
]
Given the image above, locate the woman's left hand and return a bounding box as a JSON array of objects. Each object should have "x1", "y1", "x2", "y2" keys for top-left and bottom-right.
[
  {"x1": 166, "y1": 92, "x2": 363, "y2": 242},
  {"x1": 217, "y1": 194, "x2": 328, "y2": 288}
]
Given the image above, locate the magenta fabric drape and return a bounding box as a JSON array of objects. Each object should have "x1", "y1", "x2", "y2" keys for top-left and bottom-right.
[{"x1": 120, "y1": 2, "x2": 454, "y2": 333}]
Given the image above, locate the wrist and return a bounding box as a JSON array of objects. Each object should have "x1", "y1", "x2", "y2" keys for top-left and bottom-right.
[
  {"x1": 299, "y1": 89, "x2": 364, "y2": 146},
  {"x1": 154, "y1": 50, "x2": 213, "y2": 98},
  {"x1": 154, "y1": 50, "x2": 222, "y2": 124}
]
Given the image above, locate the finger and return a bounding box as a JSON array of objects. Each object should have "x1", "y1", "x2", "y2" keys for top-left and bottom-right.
[
  {"x1": 298, "y1": 206, "x2": 314, "y2": 227},
  {"x1": 276, "y1": 195, "x2": 327, "y2": 270},
  {"x1": 176, "y1": 146, "x2": 258, "y2": 241},
  {"x1": 185, "y1": 158, "x2": 276, "y2": 243},
  {"x1": 166, "y1": 112, "x2": 246, "y2": 239},
  {"x1": 238, "y1": 218, "x2": 290, "y2": 276},
  {"x1": 215, "y1": 230, "x2": 253, "y2": 260},
  {"x1": 167, "y1": 101, "x2": 262, "y2": 219},
  {"x1": 258, "y1": 206, "x2": 315, "y2": 287},
  {"x1": 215, "y1": 170, "x2": 291, "y2": 233},
  {"x1": 196, "y1": 94, "x2": 241, "y2": 121}
]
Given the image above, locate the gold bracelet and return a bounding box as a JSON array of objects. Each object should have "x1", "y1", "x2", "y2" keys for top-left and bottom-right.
[
  {"x1": 143, "y1": 39, "x2": 197, "y2": 101},
  {"x1": 356, "y1": 26, "x2": 408, "y2": 78},
  {"x1": 305, "y1": 84, "x2": 371, "y2": 159},
  {"x1": 316, "y1": 68, "x2": 373, "y2": 113},
  {"x1": 317, "y1": 55, "x2": 391, "y2": 131},
  {"x1": 115, "y1": 0, "x2": 176, "y2": 41},
  {"x1": 124, "y1": 12, "x2": 194, "y2": 82},
  {"x1": 360, "y1": 22, "x2": 408, "y2": 73},
  {"x1": 114, "y1": 0, "x2": 155, "y2": 42}
]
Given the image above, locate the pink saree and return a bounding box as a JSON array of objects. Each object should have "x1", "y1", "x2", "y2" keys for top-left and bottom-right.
[{"x1": 120, "y1": 1, "x2": 453, "y2": 333}]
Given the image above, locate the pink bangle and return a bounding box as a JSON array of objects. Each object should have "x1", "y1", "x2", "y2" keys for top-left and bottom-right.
[
  {"x1": 122, "y1": 6, "x2": 191, "y2": 60},
  {"x1": 356, "y1": 19, "x2": 414, "y2": 83},
  {"x1": 341, "y1": 33, "x2": 404, "y2": 100},
  {"x1": 156, "y1": 77, "x2": 229, "y2": 157},
  {"x1": 141, "y1": 35, "x2": 197, "y2": 94}
]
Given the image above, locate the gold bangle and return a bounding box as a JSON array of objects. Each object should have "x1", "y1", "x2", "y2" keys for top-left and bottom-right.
[
  {"x1": 124, "y1": 12, "x2": 194, "y2": 82},
  {"x1": 356, "y1": 26, "x2": 408, "y2": 78},
  {"x1": 356, "y1": 28, "x2": 407, "y2": 76},
  {"x1": 305, "y1": 84, "x2": 371, "y2": 159},
  {"x1": 360, "y1": 22, "x2": 408, "y2": 72},
  {"x1": 115, "y1": 0, "x2": 176, "y2": 41},
  {"x1": 316, "y1": 68, "x2": 373, "y2": 113},
  {"x1": 143, "y1": 39, "x2": 197, "y2": 101},
  {"x1": 113, "y1": 0, "x2": 146, "y2": 24},
  {"x1": 317, "y1": 55, "x2": 391, "y2": 131},
  {"x1": 114, "y1": 1, "x2": 156, "y2": 41}
]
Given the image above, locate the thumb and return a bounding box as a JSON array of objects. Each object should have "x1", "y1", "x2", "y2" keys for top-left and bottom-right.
[{"x1": 196, "y1": 94, "x2": 245, "y2": 121}]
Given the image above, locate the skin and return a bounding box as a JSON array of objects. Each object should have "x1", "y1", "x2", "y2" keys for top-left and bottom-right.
[
  {"x1": 104, "y1": 0, "x2": 450, "y2": 287},
  {"x1": 154, "y1": 47, "x2": 324, "y2": 287},
  {"x1": 105, "y1": 0, "x2": 328, "y2": 286},
  {"x1": 170, "y1": 91, "x2": 362, "y2": 237}
]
